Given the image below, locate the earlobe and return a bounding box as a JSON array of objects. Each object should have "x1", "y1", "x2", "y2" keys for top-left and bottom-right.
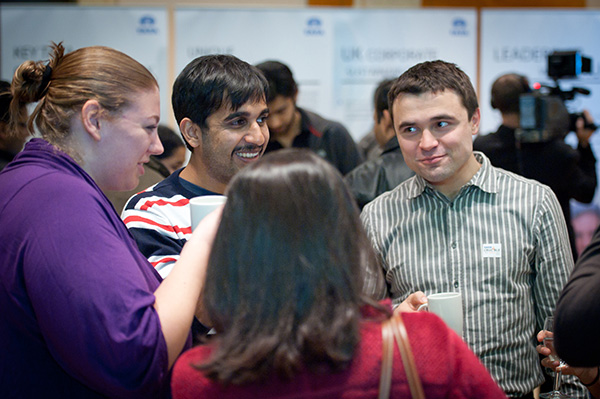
[
  {"x1": 180, "y1": 118, "x2": 201, "y2": 149},
  {"x1": 470, "y1": 108, "x2": 481, "y2": 135},
  {"x1": 382, "y1": 109, "x2": 393, "y2": 128},
  {"x1": 81, "y1": 100, "x2": 103, "y2": 142}
]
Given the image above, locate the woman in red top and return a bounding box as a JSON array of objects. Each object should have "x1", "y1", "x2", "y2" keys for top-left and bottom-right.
[{"x1": 172, "y1": 149, "x2": 506, "y2": 399}]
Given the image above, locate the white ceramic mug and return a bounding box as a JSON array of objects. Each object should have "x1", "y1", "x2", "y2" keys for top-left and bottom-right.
[
  {"x1": 189, "y1": 195, "x2": 227, "y2": 231},
  {"x1": 417, "y1": 292, "x2": 463, "y2": 336}
]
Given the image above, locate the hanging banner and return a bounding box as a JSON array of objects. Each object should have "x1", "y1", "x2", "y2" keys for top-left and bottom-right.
[
  {"x1": 0, "y1": 5, "x2": 169, "y2": 124},
  {"x1": 175, "y1": 8, "x2": 477, "y2": 141},
  {"x1": 331, "y1": 9, "x2": 477, "y2": 140},
  {"x1": 175, "y1": 8, "x2": 337, "y2": 132}
]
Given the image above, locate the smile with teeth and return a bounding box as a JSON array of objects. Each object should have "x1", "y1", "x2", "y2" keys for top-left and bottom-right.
[{"x1": 235, "y1": 149, "x2": 261, "y2": 159}]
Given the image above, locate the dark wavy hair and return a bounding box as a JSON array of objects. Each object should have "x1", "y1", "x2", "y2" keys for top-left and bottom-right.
[
  {"x1": 198, "y1": 149, "x2": 385, "y2": 385},
  {"x1": 388, "y1": 60, "x2": 479, "y2": 120}
]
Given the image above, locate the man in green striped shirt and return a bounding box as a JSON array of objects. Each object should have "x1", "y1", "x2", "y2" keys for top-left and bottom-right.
[{"x1": 361, "y1": 60, "x2": 585, "y2": 399}]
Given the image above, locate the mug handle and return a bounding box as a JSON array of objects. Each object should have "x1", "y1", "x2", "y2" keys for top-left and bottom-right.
[{"x1": 417, "y1": 303, "x2": 429, "y2": 312}]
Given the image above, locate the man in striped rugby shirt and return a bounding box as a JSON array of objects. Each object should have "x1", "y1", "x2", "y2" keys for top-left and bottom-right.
[
  {"x1": 361, "y1": 60, "x2": 586, "y2": 398},
  {"x1": 122, "y1": 55, "x2": 269, "y2": 280}
]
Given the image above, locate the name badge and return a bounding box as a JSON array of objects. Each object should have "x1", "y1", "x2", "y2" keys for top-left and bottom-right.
[{"x1": 482, "y1": 243, "x2": 501, "y2": 258}]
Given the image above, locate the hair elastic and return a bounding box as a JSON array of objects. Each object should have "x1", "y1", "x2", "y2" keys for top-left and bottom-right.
[{"x1": 37, "y1": 63, "x2": 53, "y2": 99}]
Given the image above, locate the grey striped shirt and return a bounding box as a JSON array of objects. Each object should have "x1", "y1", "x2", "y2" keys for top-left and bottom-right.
[{"x1": 361, "y1": 152, "x2": 585, "y2": 397}]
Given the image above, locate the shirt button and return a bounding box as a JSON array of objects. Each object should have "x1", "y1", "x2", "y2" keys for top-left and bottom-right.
[
  {"x1": 454, "y1": 281, "x2": 459, "y2": 288},
  {"x1": 451, "y1": 242, "x2": 457, "y2": 249}
]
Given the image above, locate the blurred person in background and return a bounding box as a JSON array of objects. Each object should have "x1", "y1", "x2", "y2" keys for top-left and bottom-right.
[
  {"x1": 256, "y1": 60, "x2": 362, "y2": 175},
  {"x1": 154, "y1": 124, "x2": 187, "y2": 174},
  {"x1": 0, "y1": 80, "x2": 28, "y2": 171},
  {"x1": 345, "y1": 78, "x2": 414, "y2": 210}
]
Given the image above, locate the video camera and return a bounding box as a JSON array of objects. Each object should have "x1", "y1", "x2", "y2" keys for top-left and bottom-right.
[{"x1": 516, "y1": 50, "x2": 596, "y2": 143}]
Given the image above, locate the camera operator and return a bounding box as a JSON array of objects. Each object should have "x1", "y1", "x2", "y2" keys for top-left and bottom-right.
[{"x1": 474, "y1": 73, "x2": 597, "y2": 261}]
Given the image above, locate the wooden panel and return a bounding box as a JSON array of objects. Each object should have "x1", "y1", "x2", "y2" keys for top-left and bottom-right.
[
  {"x1": 308, "y1": 0, "x2": 354, "y2": 6},
  {"x1": 422, "y1": 0, "x2": 584, "y2": 6}
]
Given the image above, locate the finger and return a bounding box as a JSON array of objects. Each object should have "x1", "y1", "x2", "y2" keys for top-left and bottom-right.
[
  {"x1": 537, "y1": 347, "x2": 551, "y2": 356},
  {"x1": 536, "y1": 330, "x2": 545, "y2": 342},
  {"x1": 412, "y1": 291, "x2": 428, "y2": 305}
]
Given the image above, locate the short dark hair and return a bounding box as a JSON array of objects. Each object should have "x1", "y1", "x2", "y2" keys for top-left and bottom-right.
[
  {"x1": 490, "y1": 73, "x2": 530, "y2": 114},
  {"x1": 374, "y1": 78, "x2": 394, "y2": 123},
  {"x1": 198, "y1": 149, "x2": 384, "y2": 385},
  {"x1": 172, "y1": 54, "x2": 268, "y2": 150},
  {"x1": 255, "y1": 60, "x2": 298, "y2": 103},
  {"x1": 388, "y1": 60, "x2": 479, "y2": 120},
  {"x1": 154, "y1": 124, "x2": 183, "y2": 160}
]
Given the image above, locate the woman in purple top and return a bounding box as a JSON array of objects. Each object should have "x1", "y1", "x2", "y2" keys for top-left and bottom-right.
[{"x1": 0, "y1": 43, "x2": 213, "y2": 398}]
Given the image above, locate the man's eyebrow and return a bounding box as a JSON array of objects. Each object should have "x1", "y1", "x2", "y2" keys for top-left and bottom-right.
[
  {"x1": 225, "y1": 107, "x2": 270, "y2": 121},
  {"x1": 431, "y1": 114, "x2": 456, "y2": 121},
  {"x1": 224, "y1": 111, "x2": 249, "y2": 121},
  {"x1": 397, "y1": 121, "x2": 416, "y2": 130},
  {"x1": 397, "y1": 114, "x2": 457, "y2": 129}
]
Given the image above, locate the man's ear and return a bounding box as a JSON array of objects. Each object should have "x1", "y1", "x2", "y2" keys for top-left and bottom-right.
[
  {"x1": 81, "y1": 100, "x2": 103, "y2": 142},
  {"x1": 382, "y1": 109, "x2": 396, "y2": 141},
  {"x1": 180, "y1": 118, "x2": 202, "y2": 149},
  {"x1": 382, "y1": 109, "x2": 393, "y2": 129},
  {"x1": 470, "y1": 108, "x2": 481, "y2": 136}
]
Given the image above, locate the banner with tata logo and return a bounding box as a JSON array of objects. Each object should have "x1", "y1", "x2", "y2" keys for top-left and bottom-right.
[
  {"x1": 174, "y1": 8, "x2": 477, "y2": 141},
  {"x1": 0, "y1": 5, "x2": 169, "y2": 126}
]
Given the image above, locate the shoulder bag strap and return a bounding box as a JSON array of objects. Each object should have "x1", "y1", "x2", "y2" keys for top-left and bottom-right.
[
  {"x1": 379, "y1": 318, "x2": 394, "y2": 399},
  {"x1": 390, "y1": 314, "x2": 425, "y2": 399}
]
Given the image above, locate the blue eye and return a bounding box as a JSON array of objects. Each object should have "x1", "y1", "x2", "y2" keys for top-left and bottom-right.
[
  {"x1": 438, "y1": 121, "x2": 449, "y2": 128},
  {"x1": 257, "y1": 115, "x2": 269, "y2": 125}
]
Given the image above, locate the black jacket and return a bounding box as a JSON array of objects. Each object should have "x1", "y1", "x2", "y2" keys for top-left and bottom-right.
[
  {"x1": 344, "y1": 137, "x2": 414, "y2": 210},
  {"x1": 265, "y1": 108, "x2": 362, "y2": 175}
]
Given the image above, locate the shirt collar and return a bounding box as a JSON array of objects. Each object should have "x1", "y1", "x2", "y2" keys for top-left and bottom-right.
[{"x1": 406, "y1": 151, "x2": 498, "y2": 199}]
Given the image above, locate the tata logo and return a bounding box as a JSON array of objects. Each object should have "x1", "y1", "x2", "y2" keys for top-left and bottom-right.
[
  {"x1": 137, "y1": 15, "x2": 158, "y2": 34},
  {"x1": 304, "y1": 17, "x2": 324, "y2": 36},
  {"x1": 450, "y1": 18, "x2": 468, "y2": 36}
]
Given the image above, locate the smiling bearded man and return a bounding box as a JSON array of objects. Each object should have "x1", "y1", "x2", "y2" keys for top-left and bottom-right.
[{"x1": 122, "y1": 54, "x2": 269, "y2": 280}]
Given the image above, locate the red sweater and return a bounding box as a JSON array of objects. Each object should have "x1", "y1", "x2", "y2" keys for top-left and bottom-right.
[{"x1": 172, "y1": 306, "x2": 507, "y2": 399}]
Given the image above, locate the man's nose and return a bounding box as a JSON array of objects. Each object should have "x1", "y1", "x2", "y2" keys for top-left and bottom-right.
[
  {"x1": 419, "y1": 129, "x2": 438, "y2": 150},
  {"x1": 245, "y1": 121, "x2": 267, "y2": 146}
]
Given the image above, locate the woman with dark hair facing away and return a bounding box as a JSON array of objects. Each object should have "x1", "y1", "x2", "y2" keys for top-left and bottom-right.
[
  {"x1": 0, "y1": 43, "x2": 213, "y2": 398},
  {"x1": 171, "y1": 149, "x2": 507, "y2": 399}
]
